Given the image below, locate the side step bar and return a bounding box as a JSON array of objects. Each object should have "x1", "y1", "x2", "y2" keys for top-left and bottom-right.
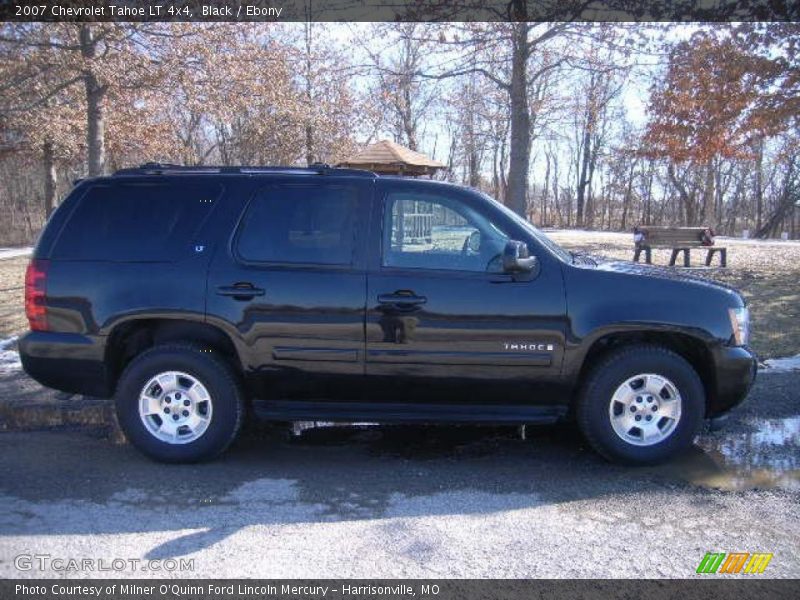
[{"x1": 252, "y1": 400, "x2": 566, "y2": 425}]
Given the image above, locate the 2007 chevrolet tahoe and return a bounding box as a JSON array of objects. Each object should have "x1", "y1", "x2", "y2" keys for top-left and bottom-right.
[{"x1": 20, "y1": 163, "x2": 757, "y2": 463}]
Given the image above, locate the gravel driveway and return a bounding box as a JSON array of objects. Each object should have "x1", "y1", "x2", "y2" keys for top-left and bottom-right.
[{"x1": 0, "y1": 372, "x2": 798, "y2": 579}]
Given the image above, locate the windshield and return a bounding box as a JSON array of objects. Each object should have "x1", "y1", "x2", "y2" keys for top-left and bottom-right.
[{"x1": 478, "y1": 192, "x2": 572, "y2": 263}]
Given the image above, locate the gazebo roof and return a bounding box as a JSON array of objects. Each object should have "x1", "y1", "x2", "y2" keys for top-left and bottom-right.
[{"x1": 338, "y1": 140, "x2": 446, "y2": 175}]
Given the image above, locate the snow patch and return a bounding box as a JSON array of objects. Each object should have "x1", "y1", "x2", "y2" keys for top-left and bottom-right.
[
  {"x1": 0, "y1": 247, "x2": 32, "y2": 261},
  {"x1": 0, "y1": 336, "x2": 21, "y2": 374},
  {"x1": 761, "y1": 354, "x2": 800, "y2": 373}
]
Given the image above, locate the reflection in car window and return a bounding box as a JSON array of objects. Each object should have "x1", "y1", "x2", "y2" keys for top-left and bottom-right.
[
  {"x1": 383, "y1": 192, "x2": 509, "y2": 272},
  {"x1": 237, "y1": 185, "x2": 357, "y2": 265}
]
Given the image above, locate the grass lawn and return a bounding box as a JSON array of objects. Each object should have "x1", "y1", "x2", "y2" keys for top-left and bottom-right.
[{"x1": 0, "y1": 231, "x2": 797, "y2": 359}]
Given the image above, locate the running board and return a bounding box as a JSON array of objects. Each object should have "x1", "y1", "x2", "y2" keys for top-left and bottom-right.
[{"x1": 252, "y1": 400, "x2": 566, "y2": 424}]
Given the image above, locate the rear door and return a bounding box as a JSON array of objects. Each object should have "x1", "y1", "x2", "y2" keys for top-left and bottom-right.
[
  {"x1": 365, "y1": 180, "x2": 567, "y2": 404},
  {"x1": 206, "y1": 177, "x2": 370, "y2": 401}
]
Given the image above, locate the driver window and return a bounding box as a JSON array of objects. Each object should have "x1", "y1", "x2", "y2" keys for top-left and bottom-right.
[{"x1": 383, "y1": 192, "x2": 508, "y2": 272}]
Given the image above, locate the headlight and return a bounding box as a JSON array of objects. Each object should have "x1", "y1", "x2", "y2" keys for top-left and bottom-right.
[{"x1": 728, "y1": 307, "x2": 750, "y2": 346}]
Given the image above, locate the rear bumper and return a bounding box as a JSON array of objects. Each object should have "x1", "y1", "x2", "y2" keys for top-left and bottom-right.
[
  {"x1": 707, "y1": 345, "x2": 757, "y2": 417},
  {"x1": 19, "y1": 331, "x2": 112, "y2": 398}
]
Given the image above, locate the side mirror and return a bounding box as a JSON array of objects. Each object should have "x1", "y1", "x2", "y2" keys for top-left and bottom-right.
[
  {"x1": 466, "y1": 230, "x2": 481, "y2": 253},
  {"x1": 503, "y1": 240, "x2": 538, "y2": 273}
]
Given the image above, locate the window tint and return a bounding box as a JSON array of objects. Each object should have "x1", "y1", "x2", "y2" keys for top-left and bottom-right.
[
  {"x1": 53, "y1": 183, "x2": 218, "y2": 261},
  {"x1": 383, "y1": 192, "x2": 509, "y2": 272},
  {"x1": 236, "y1": 184, "x2": 358, "y2": 265}
]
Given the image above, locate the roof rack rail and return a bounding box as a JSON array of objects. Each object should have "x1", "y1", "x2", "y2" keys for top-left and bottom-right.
[{"x1": 113, "y1": 162, "x2": 376, "y2": 177}]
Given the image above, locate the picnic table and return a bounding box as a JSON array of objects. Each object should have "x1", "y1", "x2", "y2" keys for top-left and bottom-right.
[{"x1": 633, "y1": 226, "x2": 727, "y2": 267}]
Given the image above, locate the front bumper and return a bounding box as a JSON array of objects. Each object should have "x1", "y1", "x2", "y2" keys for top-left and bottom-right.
[
  {"x1": 707, "y1": 344, "x2": 757, "y2": 417},
  {"x1": 19, "y1": 331, "x2": 112, "y2": 398}
]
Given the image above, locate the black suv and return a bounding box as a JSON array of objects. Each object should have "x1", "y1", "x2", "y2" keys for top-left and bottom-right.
[{"x1": 20, "y1": 164, "x2": 756, "y2": 464}]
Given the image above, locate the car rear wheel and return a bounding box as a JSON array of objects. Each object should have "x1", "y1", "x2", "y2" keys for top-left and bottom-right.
[
  {"x1": 115, "y1": 344, "x2": 244, "y2": 463},
  {"x1": 577, "y1": 344, "x2": 705, "y2": 465}
]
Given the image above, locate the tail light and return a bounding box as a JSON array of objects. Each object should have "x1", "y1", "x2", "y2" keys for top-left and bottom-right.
[{"x1": 25, "y1": 259, "x2": 49, "y2": 331}]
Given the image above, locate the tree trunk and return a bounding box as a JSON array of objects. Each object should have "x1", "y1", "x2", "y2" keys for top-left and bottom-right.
[
  {"x1": 464, "y1": 75, "x2": 479, "y2": 187},
  {"x1": 621, "y1": 159, "x2": 635, "y2": 230},
  {"x1": 492, "y1": 144, "x2": 500, "y2": 199},
  {"x1": 305, "y1": 122, "x2": 315, "y2": 165},
  {"x1": 585, "y1": 141, "x2": 599, "y2": 228},
  {"x1": 304, "y1": 23, "x2": 316, "y2": 165},
  {"x1": 702, "y1": 161, "x2": 715, "y2": 225},
  {"x1": 498, "y1": 125, "x2": 509, "y2": 202},
  {"x1": 541, "y1": 152, "x2": 551, "y2": 226},
  {"x1": 506, "y1": 23, "x2": 531, "y2": 218},
  {"x1": 668, "y1": 163, "x2": 696, "y2": 225},
  {"x1": 576, "y1": 121, "x2": 591, "y2": 226},
  {"x1": 466, "y1": 99, "x2": 479, "y2": 188},
  {"x1": 754, "y1": 136, "x2": 764, "y2": 232},
  {"x1": 468, "y1": 150, "x2": 480, "y2": 188},
  {"x1": 42, "y1": 140, "x2": 57, "y2": 218},
  {"x1": 643, "y1": 161, "x2": 654, "y2": 226},
  {"x1": 398, "y1": 29, "x2": 419, "y2": 152},
  {"x1": 714, "y1": 162, "x2": 724, "y2": 224},
  {"x1": 80, "y1": 25, "x2": 106, "y2": 177},
  {"x1": 755, "y1": 158, "x2": 797, "y2": 239},
  {"x1": 402, "y1": 86, "x2": 417, "y2": 152},
  {"x1": 756, "y1": 200, "x2": 795, "y2": 238},
  {"x1": 551, "y1": 152, "x2": 560, "y2": 225}
]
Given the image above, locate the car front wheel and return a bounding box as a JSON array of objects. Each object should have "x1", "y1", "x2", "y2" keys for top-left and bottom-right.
[{"x1": 577, "y1": 344, "x2": 705, "y2": 465}]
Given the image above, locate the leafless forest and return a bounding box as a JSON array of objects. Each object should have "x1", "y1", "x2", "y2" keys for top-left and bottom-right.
[{"x1": 0, "y1": 22, "x2": 797, "y2": 245}]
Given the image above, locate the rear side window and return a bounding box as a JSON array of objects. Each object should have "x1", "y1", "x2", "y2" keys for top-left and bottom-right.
[
  {"x1": 236, "y1": 184, "x2": 358, "y2": 265},
  {"x1": 52, "y1": 182, "x2": 219, "y2": 262}
]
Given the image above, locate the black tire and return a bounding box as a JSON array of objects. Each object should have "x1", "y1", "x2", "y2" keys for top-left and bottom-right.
[
  {"x1": 576, "y1": 344, "x2": 705, "y2": 465},
  {"x1": 115, "y1": 344, "x2": 244, "y2": 463}
]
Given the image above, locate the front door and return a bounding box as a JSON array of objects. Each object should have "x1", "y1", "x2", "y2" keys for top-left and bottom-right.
[
  {"x1": 365, "y1": 181, "x2": 567, "y2": 405},
  {"x1": 206, "y1": 178, "x2": 369, "y2": 401}
]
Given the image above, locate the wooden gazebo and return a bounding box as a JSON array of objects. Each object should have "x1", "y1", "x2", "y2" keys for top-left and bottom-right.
[{"x1": 338, "y1": 140, "x2": 445, "y2": 176}]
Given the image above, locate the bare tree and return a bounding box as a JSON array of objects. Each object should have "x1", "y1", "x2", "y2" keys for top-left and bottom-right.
[{"x1": 359, "y1": 23, "x2": 439, "y2": 152}]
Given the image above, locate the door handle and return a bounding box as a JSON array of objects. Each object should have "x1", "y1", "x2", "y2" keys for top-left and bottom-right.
[
  {"x1": 216, "y1": 284, "x2": 266, "y2": 299},
  {"x1": 377, "y1": 291, "x2": 427, "y2": 307}
]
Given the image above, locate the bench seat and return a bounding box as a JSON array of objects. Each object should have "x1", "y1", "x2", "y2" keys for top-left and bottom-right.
[{"x1": 633, "y1": 227, "x2": 726, "y2": 267}]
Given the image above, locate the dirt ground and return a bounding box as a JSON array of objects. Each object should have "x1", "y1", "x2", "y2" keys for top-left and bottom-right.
[{"x1": 0, "y1": 231, "x2": 798, "y2": 359}]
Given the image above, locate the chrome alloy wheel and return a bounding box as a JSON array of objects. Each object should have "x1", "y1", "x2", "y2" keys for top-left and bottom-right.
[
  {"x1": 608, "y1": 373, "x2": 682, "y2": 446},
  {"x1": 138, "y1": 371, "x2": 213, "y2": 444}
]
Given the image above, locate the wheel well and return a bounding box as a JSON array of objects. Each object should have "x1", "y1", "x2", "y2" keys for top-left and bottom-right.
[
  {"x1": 575, "y1": 331, "x2": 717, "y2": 410},
  {"x1": 106, "y1": 319, "x2": 241, "y2": 390}
]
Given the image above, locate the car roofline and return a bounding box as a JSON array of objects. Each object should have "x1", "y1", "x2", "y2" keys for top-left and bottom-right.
[{"x1": 112, "y1": 162, "x2": 377, "y2": 178}]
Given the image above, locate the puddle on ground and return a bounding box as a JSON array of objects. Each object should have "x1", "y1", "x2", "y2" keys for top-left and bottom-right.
[{"x1": 668, "y1": 416, "x2": 800, "y2": 491}]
